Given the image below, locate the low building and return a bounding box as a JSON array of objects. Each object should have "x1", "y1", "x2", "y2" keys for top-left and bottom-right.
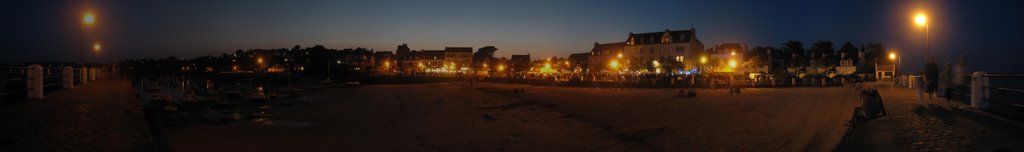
[
  {"x1": 568, "y1": 53, "x2": 590, "y2": 73},
  {"x1": 372, "y1": 51, "x2": 395, "y2": 73},
  {"x1": 705, "y1": 43, "x2": 746, "y2": 73},
  {"x1": 588, "y1": 42, "x2": 627, "y2": 72},
  {"x1": 444, "y1": 47, "x2": 473, "y2": 72},
  {"x1": 510, "y1": 54, "x2": 531, "y2": 72}
]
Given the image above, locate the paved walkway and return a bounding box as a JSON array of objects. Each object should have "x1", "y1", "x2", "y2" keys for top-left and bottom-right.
[
  {"x1": 849, "y1": 83, "x2": 1024, "y2": 151},
  {"x1": 0, "y1": 79, "x2": 154, "y2": 152}
]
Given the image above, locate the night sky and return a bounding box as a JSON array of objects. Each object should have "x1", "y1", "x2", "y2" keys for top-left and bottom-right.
[{"x1": 2, "y1": 0, "x2": 1022, "y2": 72}]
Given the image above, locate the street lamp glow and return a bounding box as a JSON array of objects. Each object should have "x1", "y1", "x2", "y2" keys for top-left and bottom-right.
[
  {"x1": 92, "y1": 43, "x2": 101, "y2": 52},
  {"x1": 889, "y1": 52, "x2": 897, "y2": 60},
  {"x1": 617, "y1": 53, "x2": 623, "y2": 59},
  {"x1": 609, "y1": 60, "x2": 620, "y2": 69},
  {"x1": 83, "y1": 13, "x2": 95, "y2": 24},
  {"x1": 914, "y1": 14, "x2": 927, "y2": 26},
  {"x1": 652, "y1": 60, "x2": 660, "y2": 67},
  {"x1": 728, "y1": 59, "x2": 737, "y2": 68},
  {"x1": 699, "y1": 56, "x2": 707, "y2": 64},
  {"x1": 257, "y1": 58, "x2": 264, "y2": 64}
]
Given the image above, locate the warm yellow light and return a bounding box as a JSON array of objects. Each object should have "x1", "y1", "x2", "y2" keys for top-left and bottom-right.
[
  {"x1": 92, "y1": 43, "x2": 101, "y2": 52},
  {"x1": 728, "y1": 60, "x2": 737, "y2": 68},
  {"x1": 257, "y1": 58, "x2": 264, "y2": 64},
  {"x1": 617, "y1": 53, "x2": 623, "y2": 58},
  {"x1": 730, "y1": 52, "x2": 736, "y2": 56},
  {"x1": 418, "y1": 62, "x2": 425, "y2": 68},
  {"x1": 889, "y1": 52, "x2": 897, "y2": 60},
  {"x1": 914, "y1": 14, "x2": 927, "y2": 26},
  {"x1": 652, "y1": 60, "x2": 660, "y2": 67},
  {"x1": 564, "y1": 61, "x2": 570, "y2": 66},
  {"x1": 700, "y1": 56, "x2": 707, "y2": 64},
  {"x1": 497, "y1": 65, "x2": 505, "y2": 71},
  {"x1": 83, "y1": 13, "x2": 95, "y2": 24},
  {"x1": 609, "y1": 60, "x2": 620, "y2": 69},
  {"x1": 544, "y1": 63, "x2": 551, "y2": 69}
]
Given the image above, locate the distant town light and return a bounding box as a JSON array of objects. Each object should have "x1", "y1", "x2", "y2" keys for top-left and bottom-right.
[
  {"x1": 728, "y1": 59, "x2": 737, "y2": 68},
  {"x1": 609, "y1": 60, "x2": 620, "y2": 69},
  {"x1": 617, "y1": 53, "x2": 623, "y2": 59},
  {"x1": 889, "y1": 52, "x2": 897, "y2": 60},
  {"x1": 257, "y1": 58, "x2": 263, "y2": 64},
  {"x1": 730, "y1": 51, "x2": 736, "y2": 56},
  {"x1": 497, "y1": 64, "x2": 505, "y2": 71},
  {"x1": 700, "y1": 56, "x2": 707, "y2": 64},
  {"x1": 652, "y1": 60, "x2": 660, "y2": 67}
]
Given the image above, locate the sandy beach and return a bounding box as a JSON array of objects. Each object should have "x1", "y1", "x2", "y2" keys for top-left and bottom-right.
[{"x1": 162, "y1": 82, "x2": 863, "y2": 151}]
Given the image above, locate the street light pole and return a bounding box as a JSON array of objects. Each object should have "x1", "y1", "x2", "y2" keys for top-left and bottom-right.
[
  {"x1": 80, "y1": 21, "x2": 84, "y2": 66},
  {"x1": 925, "y1": 24, "x2": 930, "y2": 62}
]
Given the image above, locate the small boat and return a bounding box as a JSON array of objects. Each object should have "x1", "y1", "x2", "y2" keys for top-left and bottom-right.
[
  {"x1": 249, "y1": 91, "x2": 268, "y2": 102},
  {"x1": 145, "y1": 87, "x2": 161, "y2": 94},
  {"x1": 224, "y1": 89, "x2": 242, "y2": 98},
  {"x1": 151, "y1": 94, "x2": 172, "y2": 103},
  {"x1": 181, "y1": 91, "x2": 198, "y2": 104}
]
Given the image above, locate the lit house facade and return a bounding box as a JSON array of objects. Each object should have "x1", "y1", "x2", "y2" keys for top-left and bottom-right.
[
  {"x1": 589, "y1": 28, "x2": 704, "y2": 73},
  {"x1": 444, "y1": 47, "x2": 473, "y2": 72}
]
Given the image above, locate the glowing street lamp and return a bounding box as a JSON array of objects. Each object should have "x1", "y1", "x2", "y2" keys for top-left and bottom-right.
[
  {"x1": 889, "y1": 52, "x2": 897, "y2": 60},
  {"x1": 728, "y1": 59, "x2": 738, "y2": 68},
  {"x1": 92, "y1": 43, "x2": 101, "y2": 53},
  {"x1": 914, "y1": 13, "x2": 930, "y2": 62},
  {"x1": 80, "y1": 12, "x2": 96, "y2": 66},
  {"x1": 609, "y1": 60, "x2": 620, "y2": 69},
  {"x1": 617, "y1": 53, "x2": 623, "y2": 59}
]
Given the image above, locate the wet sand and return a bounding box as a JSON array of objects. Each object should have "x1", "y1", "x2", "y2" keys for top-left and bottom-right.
[{"x1": 164, "y1": 82, "x2": 862, "y2": 151}]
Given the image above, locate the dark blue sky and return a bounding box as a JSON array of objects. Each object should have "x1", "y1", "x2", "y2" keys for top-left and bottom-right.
[{"x1": 2, "y1": 0, "x2": 1023, "y2": 72}]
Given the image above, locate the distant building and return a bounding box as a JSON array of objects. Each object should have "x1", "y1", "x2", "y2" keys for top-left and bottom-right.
[
  {"x1": 444, "y1": 47, "x2": 473, "y2": 72},
  {"x1": 373, "y1": 51, "x2": 395, "y2": 73},
  {"x1": 706, "y1": 43, "x2": 746, "y2": 72},
  {"x1": 510, "y1": 54, "x2": 531, "y2": 72},
  {"x1": 589, "y1": 28, "x2": 704, "y2": 73},
  {"x1": 397, "y1": 49, "x2": 445, "y2": 73},
  {"x1": 588, "y1": 42, "x2": 627, "y2": 72},
  {"x1": 568, "y1": 52, "x2": 591, "y2": 72}
]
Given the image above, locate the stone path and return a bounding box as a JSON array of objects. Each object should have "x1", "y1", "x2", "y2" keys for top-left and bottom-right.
[
  {"x1": 850, "y1": 83, "x2": 1024, "y2": 151},
  {"x1": 0, "y1": 79, "x2": 154, "y2": 152}
]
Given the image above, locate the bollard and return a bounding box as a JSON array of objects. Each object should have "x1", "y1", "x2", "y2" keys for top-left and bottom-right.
[
  {"x1": 63, "y1": 66, "x2": 74, "y2": 88},
  {"x1": 80, "y1": 67, "x2": 88, "y2": 84},
  {"x1": 89, "y1": 68, "x2": 96, "y2": 81},
  {"x1": 27, "y1": 64, "x2": 44, "y2": 99},
  {"x1": 971, "y1": 71, "x2": 989, "y2": 109}
]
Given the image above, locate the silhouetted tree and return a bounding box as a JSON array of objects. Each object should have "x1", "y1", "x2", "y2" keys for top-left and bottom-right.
[
  {"x1": 838, "y1": 42, "x2": 859, "y2": 63},
  {"x1": 810, "y1": 41, "x2": 835, "y2": 66},
  {"x1": 782, "y1": 40, "x2": 806, "y2": 67}
]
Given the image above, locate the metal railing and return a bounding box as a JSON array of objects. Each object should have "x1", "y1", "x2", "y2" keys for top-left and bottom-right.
[{"x1": 971, "y1": 72, "x2": 1024, "y2": 109}]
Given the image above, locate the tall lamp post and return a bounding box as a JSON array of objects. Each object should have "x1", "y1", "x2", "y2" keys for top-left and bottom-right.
[
  {"x1": 81, "y1": 13, "x2": 95, "y2": 66},
  {"x1": 915, "y1": 14, "x2": 929, "y2": 62}
]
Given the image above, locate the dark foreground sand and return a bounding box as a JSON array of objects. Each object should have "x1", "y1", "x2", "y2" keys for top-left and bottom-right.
[{"x1": 164, "y1": 82, "x2": 861, "y2": 151}]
